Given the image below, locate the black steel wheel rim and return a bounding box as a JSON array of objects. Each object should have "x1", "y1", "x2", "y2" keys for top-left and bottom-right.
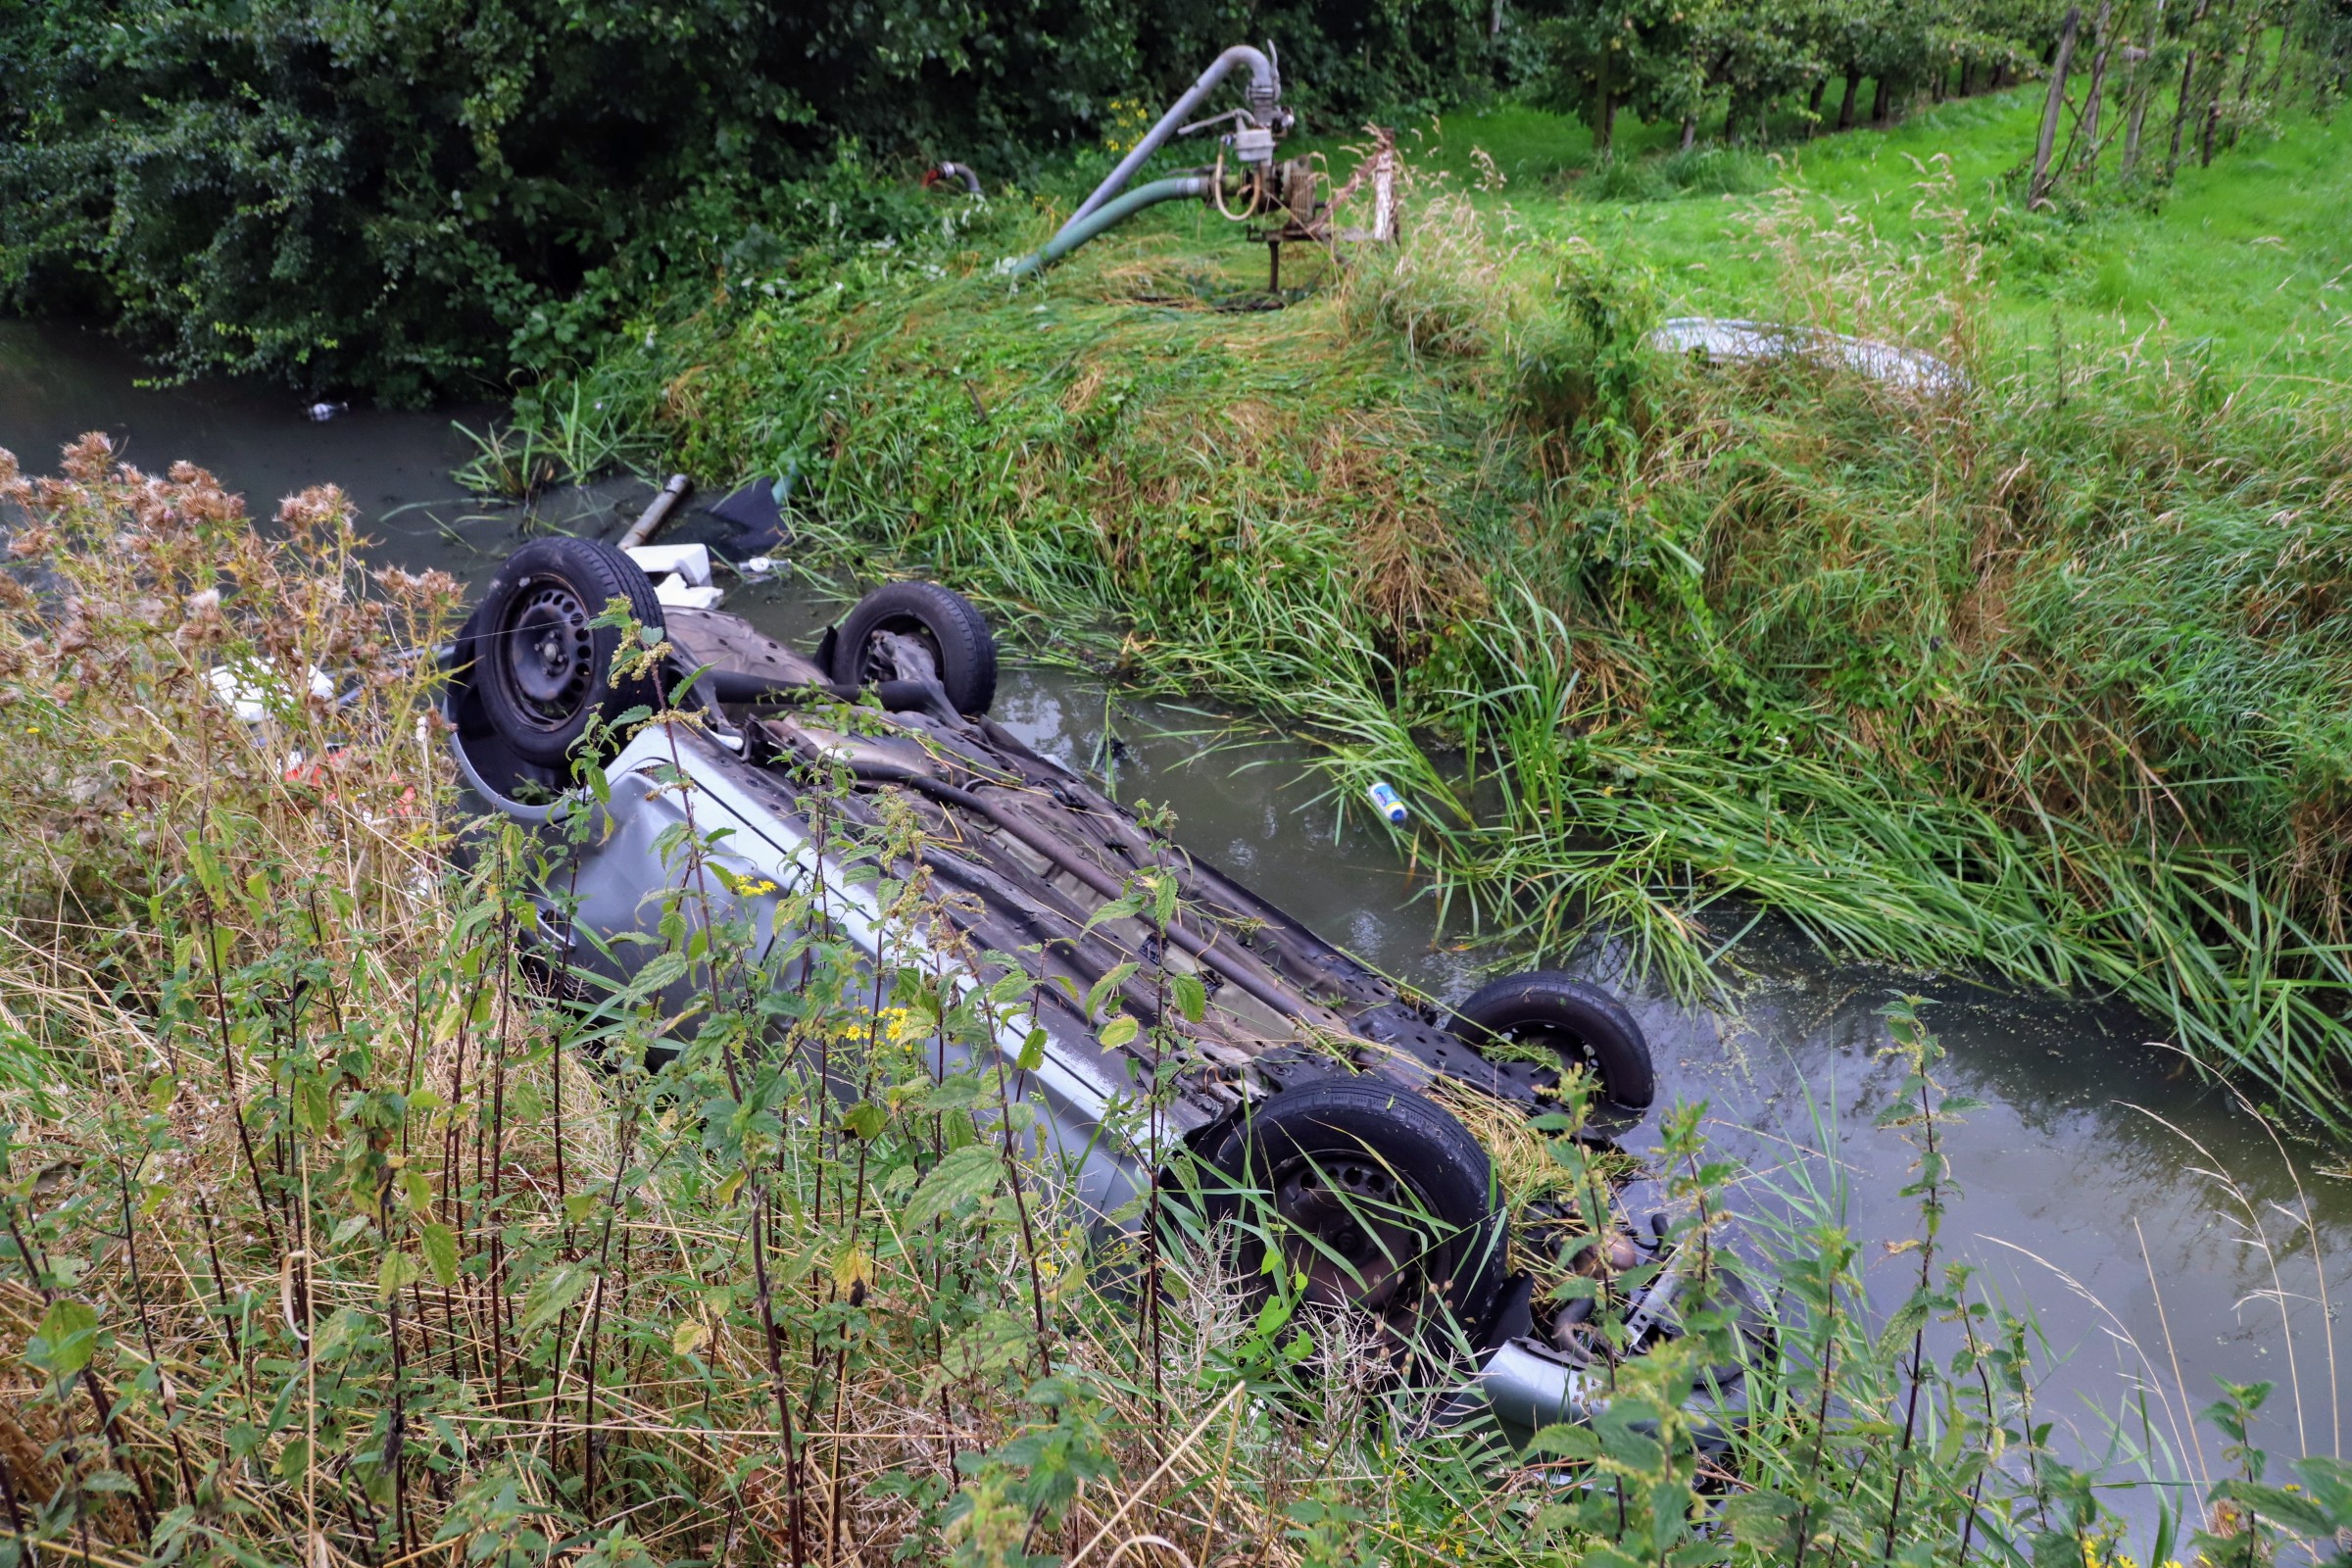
[
  {"x1": 855, "y1": 613, "x2": 945, "y2": 684},
  {"x1": 497, "y1": 576, "x2": 596, "y2": 731},
  {"x1": 1270, "y1": 1152, "x2": 1421, "y2": 1315},
  {"x1": 1504, "y1": 1023, "x2": 1600, "y2": 1093}
]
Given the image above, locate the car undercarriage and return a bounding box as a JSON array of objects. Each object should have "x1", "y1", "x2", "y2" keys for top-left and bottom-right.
[{"x1": 444, "y1": 536, "x2": 1764, "y2": 1443}]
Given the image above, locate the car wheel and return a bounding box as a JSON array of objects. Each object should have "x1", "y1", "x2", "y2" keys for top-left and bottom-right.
[
  {"x1": 1198, "y1": 1077, "x2": 1510, "y2": 1352},
  {"x1": 828, "y1": 581, "x2": 997, "y2": 716},
  {"x1": 459, "y1": 537, "x2": 666, "y2": 768},
  {"x1": 1450, "y1": 971, "x2": 1655, "y2": 1124}
]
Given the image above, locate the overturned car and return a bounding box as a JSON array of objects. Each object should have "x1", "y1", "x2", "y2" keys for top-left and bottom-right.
[{"x1": 444, "y1": 536, "x2": 1762, "y2": 1438}]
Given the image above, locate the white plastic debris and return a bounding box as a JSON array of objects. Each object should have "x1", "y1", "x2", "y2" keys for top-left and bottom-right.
[
  {"x1": 738, "y1": 555, "x2": 779, "y2": 581},
  {"x1": 210, "y1": 662, "x2": 335, "y2": 724},
  {"x1": 651, "y1": 577, "x2": 726, "y2": 612},
  {"x1": 622, "y1": 543, "x2": 712, "y2": 586},
  {"x1": 1648, "y1": 318, "x2": 1966, "y2": 395},
  {"x1": 622, "y1": 542, "x2": 724, "y2": 610},
  {"x1": 304, "y1": 401, "x2": 349, "y2": 422}
]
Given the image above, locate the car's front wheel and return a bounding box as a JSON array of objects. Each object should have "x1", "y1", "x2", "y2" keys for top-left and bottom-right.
[{"x1": 1196, "y1": 1077, "x2": 1510, "y2": 1354}]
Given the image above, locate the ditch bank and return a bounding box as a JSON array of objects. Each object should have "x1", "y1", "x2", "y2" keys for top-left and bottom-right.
[{"x1": 3, "y1": 312, "x2": 2345, "y2": 1507}]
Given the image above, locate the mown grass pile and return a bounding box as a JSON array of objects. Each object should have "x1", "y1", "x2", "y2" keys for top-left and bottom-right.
[
  {"x1": 12, "y1": 442, "x2": 2352, "y2": 1563},
  {"x1": 499, "y1": 106, "x2": 2352, "y2": 1132}
]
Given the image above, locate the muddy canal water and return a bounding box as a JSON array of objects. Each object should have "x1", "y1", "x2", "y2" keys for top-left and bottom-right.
[{"x1": 6, "y1": 318, "x2": 2346, "y2": 1515}]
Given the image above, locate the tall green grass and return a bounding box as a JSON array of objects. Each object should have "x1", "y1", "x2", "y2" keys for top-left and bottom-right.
[{"x1": 503, "y1": 114, "x2": 2352, "y2": 1130}]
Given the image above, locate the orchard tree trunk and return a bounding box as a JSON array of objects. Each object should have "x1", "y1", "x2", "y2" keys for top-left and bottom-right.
[
  {"x1": 1807, "y1": 75, "x2": 1828, "y2": 133},
  {"x1": 2167, "y1": 0, "x2": 2213, "y2": 175},
  {"x1": 2168, "y1": 48, "x2": 2198, "y2": 171},
  {"x1": 2227, "y1": 12, "x2": 2262, "y2": 145},
  {"x1": 2123, "y1": 0, "x2": 2165, "y2": 172},
  {"x1": 1838, "y1": 70, "x2": 1862, "y2": 128},
  {"x1": 2081, "y1": 0, "x2": 2116, "y2": 164},
  {"x1": 1872, "y1": 74, "x2": 1894, "y2": 123},
  {"x1": 2031, "y1": 7, "x2": 2082, "y2": 202},
  {"x1": 1597, "y1": 88, "x2": 1617, "y2": 153},
  {"x1": 1681, "y1": 114, "x2": 1698, "y2": 149},
  {"x1": 2262, "y1": 9, "x2": 2294, "y2": 101}
]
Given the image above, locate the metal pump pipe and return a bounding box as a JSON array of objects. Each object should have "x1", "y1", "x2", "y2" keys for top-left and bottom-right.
[
  {"x1": 1055, "y1": 44, "x2": 1279, "y2": 243},
  {"x1": 1004, "y1": 174, "x2": 1215, "y2": 277},
  {"x1": 925, "y1": 161, "x2": 984, "y2": 196}
]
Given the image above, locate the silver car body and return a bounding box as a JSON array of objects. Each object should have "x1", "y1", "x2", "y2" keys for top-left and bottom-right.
[{"x1": 450, "y1": 601, "x2": 1706, "y2": 1439}]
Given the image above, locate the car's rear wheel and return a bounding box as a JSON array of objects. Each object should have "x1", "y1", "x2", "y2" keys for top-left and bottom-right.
[
  {"x1": 828, "y1": 582, "x2": 997, "y2": 716},
  {"x1": 1198, "y1": 1077, "x2": 1509, "y2": 1354},
  {"x1": 1450, "y1": 972, "x2": 1655, "y2": 1126},
  {"x1": 460, "y1": 537, "x2": 666, "y2": 767}
]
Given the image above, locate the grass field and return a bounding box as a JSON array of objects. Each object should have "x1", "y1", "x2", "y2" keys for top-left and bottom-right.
[{"x1": 1236, "y1": 87, "x2": 2352, "y2": 376}]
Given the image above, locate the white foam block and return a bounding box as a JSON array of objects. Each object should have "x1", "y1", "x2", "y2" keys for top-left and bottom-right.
[
  {"x1": 651, "y1": 576, "x2": 726, "y2": 612},
  {"x1": 624, "y1": 543, "x2": 712, "y2": 587}
]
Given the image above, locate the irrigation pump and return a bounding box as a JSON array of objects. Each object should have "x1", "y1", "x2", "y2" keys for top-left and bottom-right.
[{"x1": 1004, "y1": 44, "x2": 1383, "y2": 283}]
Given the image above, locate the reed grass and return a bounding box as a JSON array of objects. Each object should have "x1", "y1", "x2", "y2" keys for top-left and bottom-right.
[{"x1": 493, "y1": 116, "x2": 2352, "y2": 1131}]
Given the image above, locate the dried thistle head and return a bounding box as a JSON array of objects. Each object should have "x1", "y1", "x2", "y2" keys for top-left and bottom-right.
[
  {"x1": 60, "y1": 430, "x2": 114, "y2": 482},
  {"x1": 277, "y1": 483, "x2": 351, "y2": 544},
  {"x1": 0, "y1": 442, "x2": 458, "y2": 930}
]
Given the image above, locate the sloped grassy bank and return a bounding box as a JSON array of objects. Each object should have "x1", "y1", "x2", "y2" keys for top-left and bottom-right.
[{"x1": 526, "y1": 172, "x2": 2352, "y2": 1130}]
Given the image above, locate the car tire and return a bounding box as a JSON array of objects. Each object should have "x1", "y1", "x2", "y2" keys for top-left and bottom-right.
[
  {"x1": 1198, "y1": 1076, "x2": 1510, "y2": 1350},
  {"x1": 1450, "y1": 971, "x2": 1655, "y2": 1123},
  {"x1": 459, "y1": 537, "x2": 666, "y2": 768},
  {"x1": 828, "y1": 581, "x2": 997, "y2": 716}
]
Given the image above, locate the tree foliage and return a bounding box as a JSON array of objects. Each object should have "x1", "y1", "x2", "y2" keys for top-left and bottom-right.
[
  {"x1": 1528, "y1": 0, "x2": 2069, "y2": 150},
  {"x1": 1, "y1": 0, "x2": 2331, "y2": 401},
  {"x1": 0, "y1": 0, "x2": 1496, "y2": 402}
]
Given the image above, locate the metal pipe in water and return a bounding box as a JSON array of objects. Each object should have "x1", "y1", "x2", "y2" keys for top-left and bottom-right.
[{"x1": 617, "y1": 473, "x2": 692, "y2": 549}]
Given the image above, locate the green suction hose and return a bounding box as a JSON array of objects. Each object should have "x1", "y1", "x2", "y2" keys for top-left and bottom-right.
[{"x1": 1004, "y1": 175, "x2": 1215, "y2": 278}]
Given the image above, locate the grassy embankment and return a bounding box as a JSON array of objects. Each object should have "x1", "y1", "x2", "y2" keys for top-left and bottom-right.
[
  {"x1": 517, "y1": 87, "x2": 2352, "y2": 1131},
  {"x1": 3, "y1": 445, "x2": 2284, "y2": 1564}
]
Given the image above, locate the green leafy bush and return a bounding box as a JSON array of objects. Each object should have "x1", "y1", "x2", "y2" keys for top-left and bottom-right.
[{"x1": 0, "y1": 0, "x2": 1503, "y2": 403}]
